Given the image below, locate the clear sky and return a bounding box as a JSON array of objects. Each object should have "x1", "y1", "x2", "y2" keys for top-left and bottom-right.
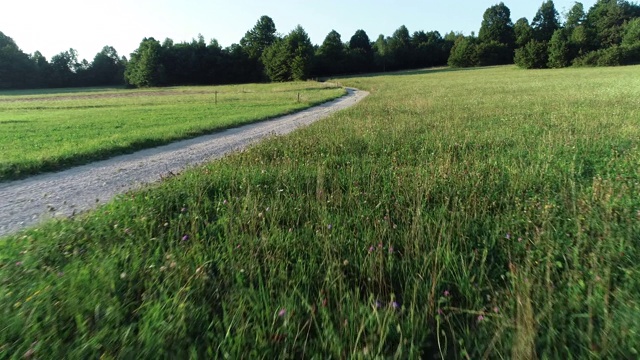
[{"x1": 3, "y1": 0, "x2": 596, "y2": 61}]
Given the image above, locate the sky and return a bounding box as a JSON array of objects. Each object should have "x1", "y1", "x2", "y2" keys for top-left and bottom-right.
[{"x1": 2, "y1": 0, "x2": 597, "y2": 61}]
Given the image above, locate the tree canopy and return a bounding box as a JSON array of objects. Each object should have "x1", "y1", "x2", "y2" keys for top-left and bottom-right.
[
  {"x1": 532, "y1": 0, "x2": 561, "y2": 42},
  {"x1": 479, "y1": 2, "x2": 516, "y2": 47}
]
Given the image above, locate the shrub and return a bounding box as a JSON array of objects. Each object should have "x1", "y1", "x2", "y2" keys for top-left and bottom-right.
[
  {"x1": 448, "y1": 37, "x2": 479, "y2": 67},
  {"x1": 476, "y1": 41, "x2": 513, "y2": 66},
  {"x1": 573, "y1": 44, "x2": 640, "y2": 67},
  {"x1": 514, "y1": 40, "x2": 549, "y2": 69}
]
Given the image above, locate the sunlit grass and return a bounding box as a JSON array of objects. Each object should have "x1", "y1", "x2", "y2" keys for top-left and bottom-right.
[
  {"x1": 1, "y1": 65, "x2": 639, "y2": 358},
  {"x1": 0, "y1": 82, "x2": 345, "y2": 180}
]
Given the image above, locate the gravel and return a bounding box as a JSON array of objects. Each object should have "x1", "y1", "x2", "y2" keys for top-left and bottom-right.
[{"x1": 0, "y1": 88, "x2": 368, "y2": 237}]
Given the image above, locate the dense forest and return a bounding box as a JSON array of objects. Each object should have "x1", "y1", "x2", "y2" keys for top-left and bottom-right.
[{"x1": 1, "y1": 0, "x2": 639, "y2": 90}]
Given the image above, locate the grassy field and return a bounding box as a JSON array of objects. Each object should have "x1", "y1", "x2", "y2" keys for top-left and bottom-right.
[
  {"x1": 0, "y1": 83, "x2": 345, "y2": 181},
  {"x1": 1, "y1": 65, "x2": 639, "y2": 358}
]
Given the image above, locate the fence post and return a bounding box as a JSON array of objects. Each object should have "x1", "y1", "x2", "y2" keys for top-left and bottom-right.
[{"x1": 297, "y1": 92, "x2": 300, "y2": 103}]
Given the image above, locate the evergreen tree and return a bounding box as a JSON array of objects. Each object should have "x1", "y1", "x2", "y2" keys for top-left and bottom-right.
[
  {"x1": 287, "y1": 26, "x2": 314, "y2": 81},
  {"x1": 240, "y1": 16, "x2": 278, "y2": 60},
  {"x1": 262, "y1": 25, "x2": 314, "y2": 82},
  {"x1": 262, "y1": 40, "x2": 290, "y2": 82}
]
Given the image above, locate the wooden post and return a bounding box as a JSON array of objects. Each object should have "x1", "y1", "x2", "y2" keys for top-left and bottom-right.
[{"x1": 297, "y1": 92, "x2": 300, "y2": 103}]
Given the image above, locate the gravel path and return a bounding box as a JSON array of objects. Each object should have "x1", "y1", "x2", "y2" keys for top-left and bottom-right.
[{"x1": 0, "y1": 88, "x2": 368, "y2": 237}]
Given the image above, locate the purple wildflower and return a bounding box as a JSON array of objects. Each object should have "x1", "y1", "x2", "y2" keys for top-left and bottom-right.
[
  {"x1": 278, "y1": 308, "x2": 286, "y2": 317},
  {"x1": 388, "y1": 246, "x2": 394, "y2": 254},
  {"x1": 391, "y1": 301, "x2": 400, "y2": 309},
  {"x1": 375, "y1": 300, "x2": 382, "y2": 309},
  {"x1": 15, "y1": 261, "x2": 23, "y2": 266},
  {"x1": 505, "y1": 233, "x2": 511, "y2": 240},
  {"x1": 477, "y1": 315, "x2": 485, "y2": 322},
  {"x1": 368, "y1": 246, "x2": 374, "y2": 253},
  {"x1": 182, "y1": 235, "x2": 189, "y2": 241},
  {"x1": 444, "y1": 290, "x2": 450, "y2": 297},
  {"x1": 493, "y1": 307, "x2": 499, "y2": 313}
]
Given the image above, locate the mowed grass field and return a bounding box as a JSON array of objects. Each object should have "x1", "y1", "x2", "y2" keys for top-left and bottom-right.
[
  {"x1": 0, "y1": 83, "x2": 345, "y2": 181},
  {"x1": 1, "y1": 65, "x2": 640, "y2": 358}
]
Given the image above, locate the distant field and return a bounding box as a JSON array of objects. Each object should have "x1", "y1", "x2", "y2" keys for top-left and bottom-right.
[
  {"x1": 1, "y1": 65, "x2": 639, "y2": 358},
  {"x1": 0, "y1": 83, "x2": 345, "y2": 180}
]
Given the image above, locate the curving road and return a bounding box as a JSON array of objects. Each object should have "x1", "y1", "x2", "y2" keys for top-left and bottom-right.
[{"x1": 0, "y1": 88, "x2": 368, "y2": 237}]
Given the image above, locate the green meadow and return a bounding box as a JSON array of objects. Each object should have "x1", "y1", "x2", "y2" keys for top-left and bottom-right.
[
  {"x1": 1, "y1": 65, "x2": 639, "y2": 358},
  {"x1": 0, "y1": 83, "x2": 345, "y2": 180}
]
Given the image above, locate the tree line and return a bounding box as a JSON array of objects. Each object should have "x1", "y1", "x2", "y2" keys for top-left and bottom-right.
[
  {"x1": 0, "y1": 14, "x2": 454, "y2": 89},
  {"x1": 1, "y1": 0, "x2": 639, "y2": 90},
  {"x1": 450, "y1": 0, "x2": 640, "y2": 68}
]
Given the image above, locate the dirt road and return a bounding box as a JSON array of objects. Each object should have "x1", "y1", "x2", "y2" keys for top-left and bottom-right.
[{"x1": 0, "y1": 88, "x2": 368, "y2": 237}]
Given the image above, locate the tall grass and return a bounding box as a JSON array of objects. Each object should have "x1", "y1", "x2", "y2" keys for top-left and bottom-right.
[
  {"x1": 1, "y1": 65, "x2": 639, "y2": 358},
  {"x1": 0, "y1": 83, "x2": 344, "y2": 180}
]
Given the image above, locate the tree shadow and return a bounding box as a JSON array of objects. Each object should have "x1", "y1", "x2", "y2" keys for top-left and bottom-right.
[
  {"x1": 0, "y1": 86, "x2": 125, "y2": 97},
  {"x1": 321, "y1": 66, "x2": 482, "y2": 81}
]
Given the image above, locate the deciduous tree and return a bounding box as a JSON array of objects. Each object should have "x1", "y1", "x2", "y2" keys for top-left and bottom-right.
[
  {"x1": 87, "y1": 46, "x2": 125, "y2": 86},
  {"x1": 514, "y1": 18, "x2": 534, "y2": 47},
  {"x1": 0, "y1": 31, "x2": 36, "y2": 89},
  {"x1": 125, "y1": 38, "x2": 165, "y2": 87},
  {"x1": 548, "y1": 29, "x2": 572, "y2": 67},
  {"x1": 50, "y1": 49, "x2": 80, "y2": 87},
  {"x1": 347, "y1": 30, "x2": 374, "y2": 73},
  {"x1": 315, "y1": 30, "x2": 346, "y2": 76},
  {"x1": 373, "y1": 35, "x2": 391, "y2": 72},
  {"x1": 515, "y1": 40, "x2": 549, "y2": 68},
  {"x1": 388, "y1": 25, "x2": 413, "y2": 70},
  {"x1": 532, "y1": 0, "x2": 560, "y2": 42},
  {"x1": 448, "y1": 36, "x2": 479, "y2": 67},
  {"x1": 479, "y1": 2, "x2": 515, "y2": 48}
]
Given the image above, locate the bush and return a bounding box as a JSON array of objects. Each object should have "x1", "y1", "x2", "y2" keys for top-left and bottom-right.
[
  {"x1": 447, "y1": 37, "x2": 479, "y2": 67},
  {"x1": 573, "y1": 43, "x2": 640, "y2": 67},
  {"x1": 514, "y1": 40, "x2": 549, "y2": 69},
  {"x1": 476, "y1": 41, "x2": 513, "y2": 66}
]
